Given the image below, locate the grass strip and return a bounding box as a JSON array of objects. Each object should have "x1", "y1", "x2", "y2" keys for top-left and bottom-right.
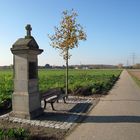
[{"x1": 128, "y1": 71, "x2": 140, "y2": 87}]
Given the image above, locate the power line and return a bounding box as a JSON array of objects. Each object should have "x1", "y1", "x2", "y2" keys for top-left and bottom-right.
[{"x1": 126, "y1": 59, "x2": 129, "y2": 66}]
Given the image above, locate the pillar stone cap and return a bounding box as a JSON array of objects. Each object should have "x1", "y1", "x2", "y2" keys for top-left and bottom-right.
[
  {"x1": 11, "y1": 37, "x2": 44, "y2": 55},
  {"x1": 11, "y1": 37, "x2": 43, "y2": 54},
  {"x1": 12, "y1": 37, "x2": 39, "y2": 49}
]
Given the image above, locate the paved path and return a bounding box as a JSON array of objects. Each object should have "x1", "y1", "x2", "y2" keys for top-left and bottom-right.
[{"x1": 66, "y1": 70, "x2": 140, "y2": 140}]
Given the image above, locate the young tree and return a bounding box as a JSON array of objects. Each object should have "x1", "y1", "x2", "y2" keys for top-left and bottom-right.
[{"x1": 48, "y1": 9, "x2": 86, "y2": 96}]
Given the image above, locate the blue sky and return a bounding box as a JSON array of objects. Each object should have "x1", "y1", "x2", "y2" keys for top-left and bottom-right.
[{"x1": 0, "y1": 0, "x2": 140, "y2": 66}]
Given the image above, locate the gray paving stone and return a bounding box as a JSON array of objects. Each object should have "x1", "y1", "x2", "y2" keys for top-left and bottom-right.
[
  {"x1": 49, "y1": 125, "x2": 55, "y2": 128},
  {"x1": 44, "y1": 123, "x2": 50, "y2": 127},
  {"x1": 40, "y1": 122, "x2": 45, "y2": 127}
]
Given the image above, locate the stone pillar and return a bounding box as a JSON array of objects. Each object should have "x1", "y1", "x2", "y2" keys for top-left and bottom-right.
[{"x1": 10, "y1": 24, "x2": 43, "y2": 119}]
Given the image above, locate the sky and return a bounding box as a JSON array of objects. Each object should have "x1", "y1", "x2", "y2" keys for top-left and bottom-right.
[{"x1": 0, "y1": 0, "x2": 140, "y2": 66}]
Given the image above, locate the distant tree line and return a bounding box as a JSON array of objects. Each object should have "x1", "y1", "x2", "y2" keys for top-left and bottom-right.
[
  {"x1": 1, "y1": 63, "x2": 140, "y2": 70},
  {"x1": 39, "y1": 64, "x2": 121, "y2": 69}
]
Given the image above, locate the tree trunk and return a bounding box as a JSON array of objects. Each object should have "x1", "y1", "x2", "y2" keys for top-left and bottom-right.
[{"x1": 65, "y1": 48, "x2": 68, "y2": 98}]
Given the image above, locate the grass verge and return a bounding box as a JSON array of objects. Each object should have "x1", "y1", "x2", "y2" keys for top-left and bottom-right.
[{"x1": 128, "y1": 70, "x2": 140, "y2": 87}]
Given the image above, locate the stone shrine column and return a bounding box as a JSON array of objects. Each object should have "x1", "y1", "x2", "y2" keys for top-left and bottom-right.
[{"x1": 10, "y1": 24, "x2": 43, "y2": 119}]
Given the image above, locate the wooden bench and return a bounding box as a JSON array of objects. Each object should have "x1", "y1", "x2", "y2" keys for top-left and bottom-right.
[{"x1": 41, "y1": 88, "x2": 67, "y2": 110}]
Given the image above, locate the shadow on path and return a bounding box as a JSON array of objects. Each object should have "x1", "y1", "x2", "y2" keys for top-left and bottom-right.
[
  {"x1": 37, "y1": 112, "x2": 140, "y2": 123},
  {"x1": 35, "y1": 101, "x2": 140, "y2": 123},
  {"x1": 84, "y1": 115, "x2": 140, "y2": 123}
]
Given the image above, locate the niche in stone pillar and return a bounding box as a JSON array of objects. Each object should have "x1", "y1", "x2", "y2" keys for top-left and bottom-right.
[{"x1": 29, "y1": 62, "x2": 37, "y2": 79}]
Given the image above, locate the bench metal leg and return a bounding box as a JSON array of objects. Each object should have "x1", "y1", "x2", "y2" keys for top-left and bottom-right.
[
  {"x1": 50, "y1": 102, "x2": 55, "y2": 110},
  {"x1": 63, "y1": 97, "x2": 66, "y2": 103},
  {"x1": 44, "y1": 100, "x2": 47, "y2": 109}
]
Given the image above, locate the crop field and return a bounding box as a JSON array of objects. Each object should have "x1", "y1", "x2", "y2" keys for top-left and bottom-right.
[
  {"x1": 0, "y1": 69, "x2": 13, "y2": 108},
  {"x1": 0, "y1": 69, "x2": 121, "y2": 100},
  {"x1": 39, "y1": 69, "x2": 121, "y2": 94}
]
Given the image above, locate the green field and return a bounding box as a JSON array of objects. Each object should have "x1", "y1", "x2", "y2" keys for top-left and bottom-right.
[
  {"x1": 0, "y1": 69, "x2": 121, "y2": 95},
  {"x1": 39, "y1": 69, "x2": 121, "y2": 94},
  {"x1": 0, "y1": 69, "x2": 13, "y2": 108},
  {"x1": 0, "y1": 69, "x2": 121, "y2": 108}
]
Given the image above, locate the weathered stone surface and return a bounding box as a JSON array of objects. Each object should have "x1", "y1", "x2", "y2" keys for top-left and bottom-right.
[{"x1": 10, "y1": 25, "x2": 43, "y2": 119}]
